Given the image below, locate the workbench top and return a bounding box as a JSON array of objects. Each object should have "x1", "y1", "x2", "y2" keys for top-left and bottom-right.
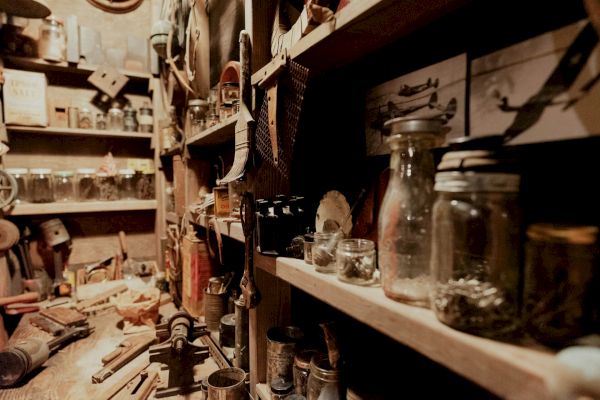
[{"x1": 0, "y1": 290, "x2": 222, "y2": 400}]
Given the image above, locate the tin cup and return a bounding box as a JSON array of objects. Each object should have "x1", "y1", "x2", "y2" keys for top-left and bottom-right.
[
  {"x1": 207, "y1": 367, "x2": 247, "y2": 400},
  {"x1": 266, "y1": 326, "x2": 304, "y2": 392},
  {"x1": 204, "y1": 289, "x2": 228, "y2": 331}
]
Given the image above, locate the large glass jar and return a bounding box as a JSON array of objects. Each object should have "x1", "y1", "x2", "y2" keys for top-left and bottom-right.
[
  {"x1": 96, "y1": 173, "x2": 119, "y2": 201},
  {"x1": 5, "y1": 168, "x2": 28, "y2": 203},
  {"x1": 38, "y1": 16, "x2": 66, "y2": 62},
  {"x1": 430, "y1": 171, "x2": 521, "y2": 338},
  {"x1": 306, "y1": 354, "x2": 343, "y2": 400},
  {"x1": 523, "y1": 224, "x2": 598, "y2": 347},
  {"x1": 138, "y1": 102, "x2": 153, "y2": 133},
  {"x1": 118, "y1": 169, "x2": 136, "y2": 200},
  {"x1": 53, "y1": 170, "x2": 75, "y2": 202},
  {"x1": 76, "y1": 168, "x2": 97, "y2": 201},
  {"x1": 336, "y1": 239, "x2": 376, "y2": 285},
  {"x1": 136, "y1": 171, "x2": 155, "y2": 200},
  {"x1": 123, "y1": 104, "x2": 138, "y2": 132},
  {"x1": 378, "y1": 117, "x2": 446, "y2": 306},
  {"x1": 107, "y1": 106, "x2": 125, "y2": 131},
  {"x1": 312, "y1": 231, "x2": 341, "y2": 273},
  {"x1": 293, "y1": 350, "x2": 319, "y2": 396},
  {"x1": 30, "y1": 168, "x2": 53, "y2": 203}
]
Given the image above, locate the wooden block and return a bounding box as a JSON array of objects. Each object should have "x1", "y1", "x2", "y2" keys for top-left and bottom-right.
[
  {"x1": 40, "y1": 307, "x2": 87, "y2": 327},
  {"x1": 50, "y1": 98, "x2": 70, "y2": 128},
  {"x1": 87, "y1": 65, "x2": 129, "y2": 98}
]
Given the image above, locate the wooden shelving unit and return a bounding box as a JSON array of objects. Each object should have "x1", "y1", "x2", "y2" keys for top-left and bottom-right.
[
  {"x1": 255, "y1": 384, "x2": 270, "y2": 400},
  {"x1": 7, "y1": 125, "x2": 154, "y2": 139},
  {"x1": 3, "y1": 56, "x2": 152, "y2": 83},
  {"x1": 7, "y1": 200, "x2": 157, "y2": 216},
  {"x1": 254, "y1": 256, "x2": 598, "y2": 400},
  {"x1": 185, "y1": 116, "x2": 237, "y2": 147},
  {"x1": 251, "y1": 0, "x2": 467, "y2": 80},
  {"x1": 193, "y1": 213, "x2": 244, "y2": 242}
]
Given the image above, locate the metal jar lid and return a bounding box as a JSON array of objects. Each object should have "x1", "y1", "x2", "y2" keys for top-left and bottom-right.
[
  {"x1": 526, "y1": 224, "x2": 598, "y2": 245},
  {"x1": 188, "y1": 99, "x2": 209, "y2": 107},
  {"x1": 294, "y1": 349, "x2": 320, "y2": 370},
  {"x1": 383, "y1": 116, "x2": 446, "y2": 136},
  {"x1": 309, "y1": 354, "x2": 340, "y2": 382},
  {"x1": 5, "y1": 168, "x2": 28, "y2": 175},
  {"x1": 434, "y1": 171, "x2": 520, "y2": 193}
]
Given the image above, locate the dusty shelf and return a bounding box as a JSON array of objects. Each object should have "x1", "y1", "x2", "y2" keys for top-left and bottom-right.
[
  {"x1": 7, "y1": 125, "x2": 154, "y2": 139},
  {"x1": 186, "y1": 116, "x2": 237, "y2": 147},
  {"x1": 7, "y1": 200, "x2": 157, "y2": 216},
  {"x1": 3, "y1": 56, "x2": 152, "y2": 83},
  {"x1": 254, "y1": 255, "x2": 597, "y2": 400},
  {"x1": 256, "y1": 384, "x2": 270, "y2": 400},
  {"x1": 193, "y1": 213, "x2": 244, "y2": 242},
  {"x1": 252, "y1": 0, "x2": 466, "y2": 81}
]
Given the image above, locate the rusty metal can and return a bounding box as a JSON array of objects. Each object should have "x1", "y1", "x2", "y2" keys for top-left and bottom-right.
[{"x1": 266, "y1": 326, "x2": 304, "y2": 392}]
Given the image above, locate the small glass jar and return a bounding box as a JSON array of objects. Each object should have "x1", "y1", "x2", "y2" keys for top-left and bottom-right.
[
  {"x1": 107, "y1": 106, "x2": 125, "y2": 131},
  {"x1": 188, "y1": 99, "x2": 208, "y2": 137},
  {"x1": 270, "y1": 378, "x2": 293, "y2": 400},
  {"x1": 136, "y1": 171, "x2": 155, "y2": 200},
  {"x1": 123, "y1": 105, "x2": 138, "y2": 132},
  {"x1": 303, "y1": 233, "x2": 314, "y2": 265},
  {"x1": 207, "y1": 112, "x2": 220, "y2": 127},
  {"x1": 219, "y1": 103, "x2": 234, "y2": 121},
  {"x1": 96, "y1": 112, "x2": 107, "y2": 130},
  {"x1": 228, "y1": 179, "x2": 244, "y2": 218},
  {"x1": 312, "y1": 231, "x2": 343, "y2": 273},
  {"x1": 38, "y1": 15, "x2": 66, "y2": 62},
  {"x1": 221, "y1": 82, "x2": 240, "y2": 105},
  {"x1": 5, "y1": 168, "x2": 29, "y2": 203},
  {"x1": 118, "y1": 169, "x2": 137, "y2": 200},
  {"x1": 53, "y1": 170, "x2": 75, "y2": 202},
  {"x1": 523, "y1": 224, "x2": 598, "y2": 347},
  {"x1": 78, "y1": 108, "x2": 93, "y2": 129},
  {"x1": 336, "y1": 239, "x2": 376, "y2": 285},
  {"x1": 96, "y1": 173, "x2": 119, "y2": 201},
  {"x1": 139, "y1": 102, "x2": 153, "y2": 133},
  {"x1": 76, "y1": 168, "x2": 97, "y2": 201},
  {"x1": 232, "y1": 99, "x2": 240, "y2": 114},
  {"x1": 306, "y1": 354, "x2": 343, "y2": 400},
  {"x1": 430, "y1": 171, "x2": 521, "y2": 338},
  {"x1": 30, "y1": 168, "x2": 53, "y2": 203},
  {"x1": 293, "y1": 350, "x2": 319, "y2": 396}
]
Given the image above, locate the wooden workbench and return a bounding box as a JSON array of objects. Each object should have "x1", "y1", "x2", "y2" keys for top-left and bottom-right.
[{"x1": 0, "y1": 291, "x2": 223, "y2": 400}]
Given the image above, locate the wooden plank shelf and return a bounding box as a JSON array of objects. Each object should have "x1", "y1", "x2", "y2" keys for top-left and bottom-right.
[
  {"x1": 254, "y1": 256, "x2": 598, "y2": 400},
  {"x1": 166, "y1": 212, "x2": 179, "y2": 224},
  {"x1": 3, "y1": 56, "x2": 153, "y2": 83},
  {"x1": 7, "y1": 125, "x2": 154, "y2": 139},
  {"x1": 7, "y1": 200, "x2": 157, "y2": 216},
  {"x1": 193, "y1": 213, "x2": 244, "y2": 242},
  {"x1": 186, "y1": 116, "x2": 237, "y2": 147},
  {"x1": 252, "y1": 0, "x2": 466, "y2": 81},
  {"x1": 256, "y1": 384, "x2": 270, "y2": 400}
]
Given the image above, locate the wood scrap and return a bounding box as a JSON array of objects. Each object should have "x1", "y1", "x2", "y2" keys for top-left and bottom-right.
[
  {"x1": 40, "y1": 307, "x2": 87, "y2": 327},
  {"x1": 76, "y1": 283, "x2": 128, "y2": 311}
]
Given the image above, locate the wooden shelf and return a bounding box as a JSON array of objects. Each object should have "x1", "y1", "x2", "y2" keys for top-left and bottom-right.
[
  {"x1": 256, "y1": 384, "x2": 270, "y2": 400},
  {"x1": 166, "y1": 212, "x2": 179, "y2": 224},
  {"x1": 7, "y1": 125, "x2": 154, "y2": 139},
  {"x1": 3, "y1": 56, "x2": 152, "y2": 83},
  {"x1": 254, "y1": 256, "x2": 598, "y2": 400},
  {"x1": 7, "y1": 200, "x2": 157, "y2": 216},
  {"x1": 252, "y1": 0, "x2": 466, "y2": 80},
  {"x1": 194, "y1": 214, "x2": 244, "y2": 242},
  {"x1": 186, "y1": 116, "x2": 237, "y2": 147}
]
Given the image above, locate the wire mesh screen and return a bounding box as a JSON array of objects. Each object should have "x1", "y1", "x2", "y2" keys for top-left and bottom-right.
[{"x1": 255, "y1": 60, "x2": 309, "y2": 179}]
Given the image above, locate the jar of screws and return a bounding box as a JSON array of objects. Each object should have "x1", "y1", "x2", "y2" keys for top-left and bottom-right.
[{"x1": 336, "y1": 239, "x2": 377, "y2": 285}]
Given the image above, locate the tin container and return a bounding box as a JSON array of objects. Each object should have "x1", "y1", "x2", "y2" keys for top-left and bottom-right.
[
  {"x1": 207, "y1": 367, "x2": 247, "y2": 400},
  {"x1": 266, "y1": 326, "x2": 304, "y2": 392},
  {"x1": 219, "y1": 313, "x2": 236, "y2": 348},
  {"x1": 204, "y1": 289, "x2": 228, "y2": 331}
]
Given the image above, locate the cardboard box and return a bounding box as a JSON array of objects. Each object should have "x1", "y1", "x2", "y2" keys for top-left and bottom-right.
[{"x1": 3, "y1": 69, "x2": 48, "y2": 126}]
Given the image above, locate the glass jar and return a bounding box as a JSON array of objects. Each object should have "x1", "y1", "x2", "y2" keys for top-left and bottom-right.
[
  {"x1": 306, "y1": 354, "x2": 343, "y2": 400},
  {"x1": 136, "y1": 171, "x2": 155, "y2": 200},
  {"x1": 96, "y1": 173, "x2": 119, "y2": 201},
  {"x1": 430, "y1": 171, "x2": 521, "y2": 338},
  {"x1": 270, "y1": 378, "x2": 293, "y2": 400},
  {"x1": 118, "y1": 169, "x2": 137, "y2": 200},
  {"x1": 207, "y1": 112, "x2": 220, "y2": 128},
  {"x1": 378, "y1": 117, "x2": 446, "y2": 306},
  {"x1": 30, "y1": 168, "x2": 53, "y2": 203},
  {"x1": 293, "y1": 350, "x2": 319, "y2": 396},
  {"x1": 219, "y1": 103, "x2": 234, "y2": 121},
  {"x1": 96, "y1": 112, "x2": 107, "y2": 130},
  {"x1": 78, "y1": 108, "x2": 93, "y2": 129},
  {"x1": 187, "y1": 99, "x2": 208, "y2": 137},
  {"x1": 232, "y1": 99, "x2": 240, "y2": 115},
  {"x1": 38, "y1": 15, "x2": 66, "y2": 62},
  {"x1": 228, "y1": 179, "x2": 244, "y2": 218},
  {"x1": 139, "y1": 102, "x2": 153, "y2": 133},
  {"x1": 107, "y1": 106, "x2": 124, "y2": 131},
  {"x1": 5, "y1": 168, "x2": 29, "y2": 203},
  {"x1": 53, "y1": 170, "x2": 74, "y2": 202},
  {"x1": 312, "y1": 231, "x2": 342, "y2": 273},
  {"x1": 336, "y1": 239, "x2": 376, "y2": 285},
  {"x1": 221, "y1": 82, "x2": 240, "y2": 105},
  {"x1": 76, "y1": 168, "x2": 97, "y2": 201},
  {"x1": 123, "y1": 104, "x2": 138, "y2": 132},
  {"x1": 303, "y1": 233, "x2": 314, "y2": 265},
  {"x1": 523, "y1": 224, "x2": 598, "y2": 347}
]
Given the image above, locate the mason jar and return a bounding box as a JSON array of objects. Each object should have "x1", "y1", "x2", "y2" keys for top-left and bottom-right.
[
  {"x1": 312, "y1": 231, "x2": 342, "y2": 273},
  {"x1": 30, "y1": 168, "x2": 53, "y2": 203},
  {"x1": 118, "y1": 169, "x2": 137, "y2": 200},
  {"x1": 76, "y1": 168, "x2": 97, "y2": 201},
  {"x1": 336, "y1": 239, "x2": 376, "y2": 285},
  {"x1": 306, "y1": 354, "x2": 343, "y2": 400},
  {"x1": 5, "y1": 168, "x2": 29, "y2": 203},
  {"x1": 53, "y1": 170, "x2": 75, "y2": 202},
  {"x1": 96, "y1": 173, "x2": 119, "y2": 201},
  {"x1": 430, "y1": 170, "x2": 521, "y2": 338},
  {"x1": 38, "y1": 15, "x2": 66, "y2": 62}
]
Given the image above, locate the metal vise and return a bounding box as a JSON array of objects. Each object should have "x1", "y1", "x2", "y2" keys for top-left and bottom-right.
[{"x1": 149, "y1": 311, "x2": 209, "y2": 398}]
